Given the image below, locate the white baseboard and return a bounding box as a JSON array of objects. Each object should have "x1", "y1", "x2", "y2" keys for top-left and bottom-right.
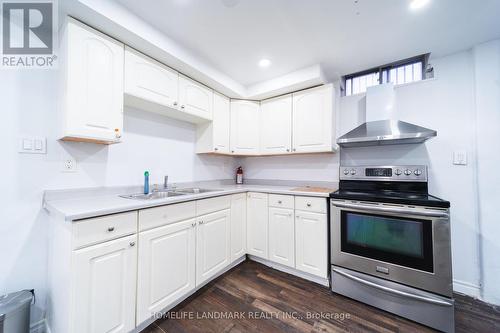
[
  {"x1": 453, "y1": 279, "x2": 481, "y2": 298},
  {"x1": 247, "y1": 255, "x2": 330, "y2": 287},
  {"x1": 133, "y1": 255, "x2": 246, "y2": 333}
]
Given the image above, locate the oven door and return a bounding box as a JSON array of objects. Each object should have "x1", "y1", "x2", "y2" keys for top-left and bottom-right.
[{"x1": 330, "y1": 199, "x2": 452, "y2": 297}]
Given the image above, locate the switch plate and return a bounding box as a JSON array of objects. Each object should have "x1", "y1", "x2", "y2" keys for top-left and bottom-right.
[
  {"x1": 19, "y1": 137, "x2": 46, "y2": 154},
  {"x1": 453, "y1": 150, "x2": 467, "y2": 165}
]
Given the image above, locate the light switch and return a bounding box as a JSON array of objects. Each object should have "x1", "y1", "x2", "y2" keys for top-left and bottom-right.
[
  {"x1": 453, "y1": 150, "x2": 467, "y2": 165},
  {"x1": 19, "y1": 137, "x2": 46, "y2": 154}
]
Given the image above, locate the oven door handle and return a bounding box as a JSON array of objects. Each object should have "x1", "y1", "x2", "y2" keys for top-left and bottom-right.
[
  {"x1": 331, "y1": 202, "x2": 449, "y2": 218},
  {"x1": 333, "y1": 268, "x2": 453, "y2": 307}
]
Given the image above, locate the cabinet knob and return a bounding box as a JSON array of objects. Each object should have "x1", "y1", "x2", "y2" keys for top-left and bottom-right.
[
  {"x1": 191, "y1": 222, "x2": 196, "y2": 227},
  {"x1": 173, "y1": 101, "x2": 178, "y2": 106},
  {"x1": 278, "y1": 200, "x2": 282, "y2": 204},
  {"x1": 231, "y1": 150, "x2": 235, "y2": 153},
  {"x1": 107, "y1": 227, "x2": 115, "y2": 232},
  {"x1": 307, "y1": 203, "x2": 312, "y2": 207},
  {"x1": 129, "y1": 242, "x2": 135, "y2": 247},
  {"x1": 214, "y1": 147, "x2": 218, "y2": 151},
  {"x1": 181, "y1": 105, "x2": 185, "y2": 109},
  {"x1": 286, "y1": 149, "x2": 290, "y2": 152},
  {"x1": 199, "y1": 221, "x2": 204, "y2": 225},
  {"x1": 293, "y1": 148, "x2": 296, "y2": 152}
]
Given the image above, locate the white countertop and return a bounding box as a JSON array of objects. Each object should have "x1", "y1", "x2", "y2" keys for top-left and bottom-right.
[{"x1": 43, "y1": 182, "x2": 336, "y2": 221}]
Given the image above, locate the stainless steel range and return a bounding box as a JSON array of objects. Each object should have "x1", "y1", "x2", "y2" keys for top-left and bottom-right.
[{"x1": 330, "y1": 165, "x2": 454, "y2": 333}]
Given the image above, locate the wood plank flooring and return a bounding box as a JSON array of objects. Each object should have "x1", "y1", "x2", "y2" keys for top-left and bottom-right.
[{"x1": 144, "y1": 260, "x2": 500, "y2": 333}]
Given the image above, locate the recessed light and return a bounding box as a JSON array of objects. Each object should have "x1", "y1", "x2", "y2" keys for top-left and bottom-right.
[
  {"x1": 410, "y1": 0, "x2": 430, "y2": 10},
  {"x1": 258, "y1": 59, "x2": 271, "y2": 68}
]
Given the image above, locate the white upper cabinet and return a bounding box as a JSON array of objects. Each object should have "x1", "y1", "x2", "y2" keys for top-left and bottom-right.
[
  {"x1": 124, "y1": 47, "x2": 179, "y2": 111},
  {"x1": 230, "y1": 100, "x2": 261, "y2": 155},
  {"x1": 60, "y1": 18, "x2": 124, "y2": 144},
  {"x1": 292, "y1": 84, "x2": 335, "y2": 153},
  {"x1": 73, "y1": 235, "x2": 137, "y2": 333},
  {"x1": 260, "y1": 94, "x2": 293, "y2": 154},
  {"x1": 179, "y1": 75, "x2": 213, "y2": 121},
  {"x1": 196, "y1": 92, "x2": 230, "y2": 154}
]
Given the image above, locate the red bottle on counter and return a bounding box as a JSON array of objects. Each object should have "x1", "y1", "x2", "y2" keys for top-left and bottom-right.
[{"x1": 236, "y1": 166, "x2": 243, "y2": 184}]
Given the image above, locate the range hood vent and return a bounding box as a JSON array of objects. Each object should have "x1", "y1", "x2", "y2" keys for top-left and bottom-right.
[{"x1": 337, "y1": 120, "x2": 437, "y2": 148}]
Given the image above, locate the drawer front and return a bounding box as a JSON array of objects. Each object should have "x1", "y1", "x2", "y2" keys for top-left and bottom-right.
[
  {"x1": 295, "y1": 196, "x2": 327, "y2": 213},
  {"x1": 139, "y1": 201, "x2": 196, "y2": 231},
  {"x1": 268, "y1": 194, "x2": 294, "y2": 209},
  {"x1": 73, "y1": 212, "x2": 137, "y2": 249},
  {"x1": 196, "y1": 195, "x2": 231, "y2": 216}
]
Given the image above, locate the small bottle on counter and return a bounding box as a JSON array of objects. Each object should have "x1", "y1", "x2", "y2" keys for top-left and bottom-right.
[
  {"x1": 236, "y1": 166, "x2": 243, "y2": 184},
  {"x1": 144, "y1": 171, "x2": 150, "y2": 194}
]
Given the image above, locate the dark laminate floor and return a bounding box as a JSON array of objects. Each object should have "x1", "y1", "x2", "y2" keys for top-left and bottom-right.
[{"x1": 144, "y1": 260, "x2": 500, "y2": 333}]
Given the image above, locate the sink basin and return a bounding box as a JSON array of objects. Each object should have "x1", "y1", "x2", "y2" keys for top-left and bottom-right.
[
  {"x1": 120, "y1": 191, "x2": 186, "y2": 200},
  {"x1": 173, "y1": 188, "x2": 220, "y2": 194}
]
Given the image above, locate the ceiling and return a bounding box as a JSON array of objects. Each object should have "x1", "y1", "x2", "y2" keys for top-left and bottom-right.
[{"x1": 115, "y1": 0, "x2": 500, "y2": 85}]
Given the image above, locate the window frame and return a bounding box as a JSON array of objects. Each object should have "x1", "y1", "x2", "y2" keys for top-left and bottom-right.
[{"x1": 343, "y1": 54, "x2": 429, "y2": 96}]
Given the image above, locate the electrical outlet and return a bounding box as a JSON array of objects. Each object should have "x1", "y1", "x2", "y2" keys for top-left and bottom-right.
[
  {"x1": 62, "y1": 158, "x2": 77, "y2": 172},
  {"x1": 453, "y1": 150, "x2": 467, "y2": 166}
]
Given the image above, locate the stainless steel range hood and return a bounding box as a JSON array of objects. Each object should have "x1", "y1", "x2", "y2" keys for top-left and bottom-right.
[
  {"x1": 337, "y1": 83, "x2": 437, "y2": 148},
  {"x1": 337, "y1": 120, "x2": 437, "y2": 148}
]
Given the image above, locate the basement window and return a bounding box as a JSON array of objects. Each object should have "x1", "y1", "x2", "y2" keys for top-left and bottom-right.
[{"x1": 343, "y1": 54, "x2": 429, "y2": 96}]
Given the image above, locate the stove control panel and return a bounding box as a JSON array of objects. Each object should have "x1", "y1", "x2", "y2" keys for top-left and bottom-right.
[{"x1": 340, "y1": 165, "x2": 427, "y2": 182}]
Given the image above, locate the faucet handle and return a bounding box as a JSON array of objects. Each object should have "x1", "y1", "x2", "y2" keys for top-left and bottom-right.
[{"x1": 164, "y1": 175, "x2": 169, "y2": 189}]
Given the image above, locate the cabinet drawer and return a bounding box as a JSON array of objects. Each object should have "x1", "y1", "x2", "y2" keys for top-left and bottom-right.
[
  {"x1": 268, "y1": 194, "x2": 294, "y2": 209},
  {"x1": 196, "y1": 195, "x2": 231, "y2": 216},
  {"x1": 73, "y1": 212, "x2": 137, "y2": 249},
  {"x1": 139, "y1": 201, "x2": 196, "y2": 231},
  {"x1": 295, "y1": 196, "x2": 327, "y2": 213}
]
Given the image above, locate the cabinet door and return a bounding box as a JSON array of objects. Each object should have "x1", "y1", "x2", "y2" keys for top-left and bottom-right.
[
  {"x1": 64, "y1": 18, "x2": 124, "y2": 143},
  {"x1": 213, "y1": 92, "x2": 231, "y2": 153},
  {"x1": 230, "y1": 100, "x2": 260, "y2": 155},
  {"x1": 196, "y1": 209, "x2": 231, "y2": 286},
  {"x1": 179, "y1": 75, "x2": 213, "y2": 121},
  {"x1": 231, "y1": 193, "x2": 247, "y2": 262},
  {"x1": 73, "y1": 235, "x2": 137, "y2": 333},
  {"x1": 124, "y1": 47, "x2": 179, "y2": 109},
  {"x1": 246, "y1": 192, "x2": 269, "y2": 259},
  {"x1": 136, "y1": 219, "x2": 196, "y2": 323},
  {"x1": 269, "y1": 207, "x2": 295, "y2": 268},
  {"x1": 292, "y1": 85, "x2": 334, "y2": 153},
  {"x1": 295, "y1": 211, "x2": 328, "y2": 278},
  {"x1": 261, "y1": 95, "x2": 292, "y2": 154}
]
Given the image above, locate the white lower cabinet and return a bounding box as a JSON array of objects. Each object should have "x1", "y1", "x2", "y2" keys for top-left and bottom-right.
[
  {"x1": 295, "y1": 210, "x2": 328, "y2": 278},
  {"x1": 73, "y1": 235, "x2": 137, "y2": 333},
  {"x1": 268, "y1": 207, "x2": 295, "y2": 268},
  {"x1": 230, "y1": 193, "x2": 247, "y2": 262},
  {"x1": 246, "y1": 192, "x2": 269, "y2": 259},
  {"x1": 196, "y1": 209, "x2": 231, "y2": 286},
  {"x1": 136, "y1": 218, "x2": 196, "y2": 323}
]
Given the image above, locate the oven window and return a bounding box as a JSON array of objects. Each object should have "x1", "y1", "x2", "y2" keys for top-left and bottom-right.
[{"x1": 341, "y1": 211, "x2": 433, "y2": 272}]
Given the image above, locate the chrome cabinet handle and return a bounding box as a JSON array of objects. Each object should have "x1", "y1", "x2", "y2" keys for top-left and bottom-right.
[
  {"x1": 129, "y1": 242, "x2": 135, "y2": 247},
  {"x1": 107, "y1": 227, "x2": 115, "y2": 232},
  {"x1": 332, "y1": 268, "x2": 453, "y2": 307},
  {"x1": 331, "y1": 201, "x2": 449, "y2": 218}
]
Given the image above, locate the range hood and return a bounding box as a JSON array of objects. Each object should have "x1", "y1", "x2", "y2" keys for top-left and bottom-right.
[{"x1": 337, "y1": 83, "x2": 437, "y2": 148}]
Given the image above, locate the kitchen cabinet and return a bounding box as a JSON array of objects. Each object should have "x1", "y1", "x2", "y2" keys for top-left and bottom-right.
[
  {"x1": 230, "y1": 193, "x2": 247, "y2": 262},
  {"x1": 136, "y1": 218, "x2": 196, "y2": 323},
  {"x1": 179, "y1": 75, "x2": 213, "y2": 121},
  {"x1": 260, "y1": 95, "x2": 292, "y2": 154},
  {"x1": 196, "y1": 209, "x2": 231, "y2": 286},
  {"x1": 292, "y1": 84, "x2": 335, "y2": 153},
  {"x1": 268, "y1": 207, "x2": 295, "y2": 268},
  {"x1": 73, "y1": 235, "x2": 137, "y2": 333},
  {"x1": 60, "y1": 17, "x2": 124, "y2": 144},
  {"x1": 295, "y1": 210, "x2": 328, "y2": 278},
  {"x1": 124, "y1": 47, "x2": 179, "y2": 112},
  {"x1": 230, "y1": 100, "x2": 261, "y2": 155},
  {"x1": 246, "y1": 192, "x2": 269, "y2": 259},
  {"x1": 196, "y1": 92, "x2": 230, "y2": 154}
]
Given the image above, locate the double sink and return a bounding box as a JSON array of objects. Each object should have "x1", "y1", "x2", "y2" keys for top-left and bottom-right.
[{"x1": 120, "y1": 188, "x2": 219, "y2": 200}]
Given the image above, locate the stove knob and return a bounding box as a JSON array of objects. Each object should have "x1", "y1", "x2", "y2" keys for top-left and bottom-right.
[
  {"x1": 350, "y1": 169, "x2": 356, "y2": 175},
  {"x1": 395, "y1": 169, "x2": 402, "y2": 176},
  {"x1": 414, "y1": 169, "x2": 422, "y2": 176},
  {"x1": 343, "y1": 169, "x2": 350, "y2": 175},
  {"x1": 404, "y1": 169, "x2": 412, "y2": 176}
]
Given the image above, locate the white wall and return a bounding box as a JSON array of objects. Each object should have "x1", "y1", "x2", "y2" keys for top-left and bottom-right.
[
  {"x1": 0, "y1": 69, "x2": 236, "y2": 325},
  {"x1": 473, "y1": 40, "x2": 500, "y2": 305}
]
